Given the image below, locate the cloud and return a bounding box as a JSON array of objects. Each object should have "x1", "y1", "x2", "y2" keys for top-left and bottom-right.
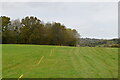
[
  {"x1": 0, "y1": 0, "x2": 119, "y2": 2},
  {"x1": 1, "y1": 2, "x2": 118, "y2": 39}
]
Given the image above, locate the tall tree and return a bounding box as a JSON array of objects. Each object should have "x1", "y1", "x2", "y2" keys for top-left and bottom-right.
[
  {"x1": 0, "y1": 16, "x2": 11, "y2": 32},
  {"x1": 1, "y1": 16, "x2": 80, "y2": 46}
]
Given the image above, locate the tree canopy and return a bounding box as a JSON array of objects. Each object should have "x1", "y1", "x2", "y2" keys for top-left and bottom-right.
[{"x1": 0, "y1": 16, "x2": 80, "y2": 46}]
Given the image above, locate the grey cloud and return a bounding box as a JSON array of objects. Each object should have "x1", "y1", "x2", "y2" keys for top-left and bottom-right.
[{"x1": 1, "y1": 2, "x2": 118, "y2": 39}]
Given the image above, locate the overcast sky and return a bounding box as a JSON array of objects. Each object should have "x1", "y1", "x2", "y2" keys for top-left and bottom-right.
[{"x1": 1, "y1": 2, "x2": 118, "y2": 39}]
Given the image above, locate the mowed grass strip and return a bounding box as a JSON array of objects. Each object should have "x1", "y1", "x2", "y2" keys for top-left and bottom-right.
[
  {"x1": 49, "y1": 49, "x2": 53, "y2": 56},
  {"x1": 37, "y1": 56, "x2": 44, "y2": 65},
  {"x1": 49, "y1": 48, "x2": 55, "y2": 56},
  {"x1": 2, "y1": 44, "x2": 118, "y2": 78},
  {"x1": 18, "y1": 74, "x2": 23, "y2": 80}
]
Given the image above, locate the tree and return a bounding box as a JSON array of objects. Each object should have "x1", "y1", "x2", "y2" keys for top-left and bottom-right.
[
  {"x1": 1, "y1": 16, "x2": 80, "y2": 46},
  {"x1": 20, "y1": 16, "x2": 43, "y2": 44},
  {"x1": 10, "y1": 19, "x2": 22, "y2": 32},
  {"x1": 0, "y1": 16, "x2": 11, "y2": 32},
  {"x1": 50, "y1": 22, "x2": 66, "y2": 45}
]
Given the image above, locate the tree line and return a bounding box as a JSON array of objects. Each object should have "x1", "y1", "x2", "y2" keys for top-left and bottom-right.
[
  {"x1": 0, "y1": 16, "x2": 80, "y2": 46},
  {"x1": 79, "y1": 38, "x2": 120, "y2": 48}
]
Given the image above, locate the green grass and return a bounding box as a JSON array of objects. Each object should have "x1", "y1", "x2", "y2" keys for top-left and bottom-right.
[
  {"x1": 0, "y1": 44, "x2": 2, "y2": 79},
  {"x1": 2, "y1": 44, "x2": 118, "y2": 78}
]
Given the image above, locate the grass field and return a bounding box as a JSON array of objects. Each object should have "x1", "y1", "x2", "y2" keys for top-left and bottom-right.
[{"x1": 2, "y1": 44, "x2": 118, "y2": 78}]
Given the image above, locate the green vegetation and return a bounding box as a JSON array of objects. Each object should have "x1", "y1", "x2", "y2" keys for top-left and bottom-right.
[
  {"x1": 79, "y1": 38, "x2": 120, "y2": 47},
  {"x1": 3, "y1": 44, "x2": 118, "y2": 78},
  {"x1": 1, "y1": 16, "x2": 119, "y2": 78},
  {"x1": 1, "y1": 16, "x2": 119, "y2": 48},
  {"x1": 0, "y1": 44, "x2": 2, "y2": 79},
  {"x1": 0, "y1": 16, "x2": 79, "y2": 46}
]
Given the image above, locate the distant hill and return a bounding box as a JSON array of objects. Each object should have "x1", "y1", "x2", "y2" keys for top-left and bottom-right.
[{"x1": 78, "y1": 38, "x2": 120, "y2": 47}]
